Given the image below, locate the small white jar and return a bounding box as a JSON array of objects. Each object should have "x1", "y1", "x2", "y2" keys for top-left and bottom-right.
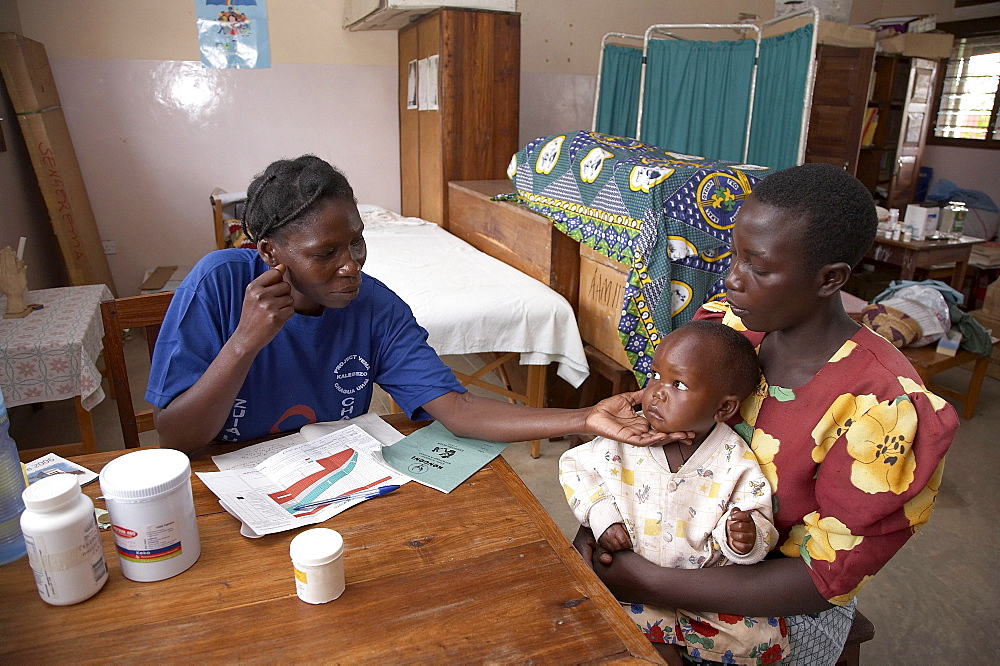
[
  {"x1": 20, "y1": 474, "x2": 108, "y2": 606},
  {"x1": 289, "y1": 528, "x2": 345, "y2": 604}
]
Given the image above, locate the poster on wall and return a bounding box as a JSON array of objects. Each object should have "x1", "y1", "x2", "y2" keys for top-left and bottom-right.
[{"x1": 195, "y1": 0, "x2": 271, "y2": 69}]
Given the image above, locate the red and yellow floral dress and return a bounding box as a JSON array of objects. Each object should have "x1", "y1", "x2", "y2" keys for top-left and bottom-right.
[{"x1": 697, "y1": 301, "x2": 958, "y2": 605}]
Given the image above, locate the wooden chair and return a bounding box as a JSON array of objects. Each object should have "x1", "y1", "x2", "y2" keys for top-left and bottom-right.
[
  {"x1": 836, "y1": 610, "x2": 875, "y2": 665},
  {"x1": 100, "y1": 292, "x2": 174, "y2": 449},
  {"x1": 210, "y1": 188, "x2": 250, "y2": 251}
]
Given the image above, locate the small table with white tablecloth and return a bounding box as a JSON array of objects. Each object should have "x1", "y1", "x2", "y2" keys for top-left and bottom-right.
[{"x1": 0, "y1": 284, "x2": 113, "y2": 459}]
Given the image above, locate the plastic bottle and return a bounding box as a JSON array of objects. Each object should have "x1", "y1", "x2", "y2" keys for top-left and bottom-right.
[
  {"x1": 0, "y1": 385, "x2": 27, "y2": 565},
  {"x1": 20, "y1": 474, "x2": 108, "y2": 605},
  {"x1": 952, "y1": 202, "x2": 967, "y2": 237},
  {"x1": 888, "y1": 209, "x2": 901, "y2": 240},
  {"x1": 939, "y1": 204, "x2": 956, "y2": 235},
  {"x1": 290, "y1": 528, "x2": 346, "y2": 604}
]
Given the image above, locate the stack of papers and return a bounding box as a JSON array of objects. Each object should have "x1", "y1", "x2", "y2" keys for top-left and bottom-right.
[
  {"x1": 199, "y1": 414, "x2": 511, "y2": 537},
  {"x1": 198, "y1": 420, "x2": 408, "y2": 537}
]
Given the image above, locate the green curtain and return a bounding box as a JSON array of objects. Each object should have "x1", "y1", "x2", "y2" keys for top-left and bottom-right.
[
  {"x1": 747, "y1": 23, "x2": 814, "y2": 170},
  {"x1": 640, "y1": 37, "x2": 757, "y2": 161},
  {"x1": 594, "y1": 44, "x2": 644, "y2": 138}
]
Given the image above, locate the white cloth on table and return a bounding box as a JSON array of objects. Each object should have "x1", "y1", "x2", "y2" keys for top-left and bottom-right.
[{"x1": 359, "y1": 205, "x2": 590, "y2": 388}]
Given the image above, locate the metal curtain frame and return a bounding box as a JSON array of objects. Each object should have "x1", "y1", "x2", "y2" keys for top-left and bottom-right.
[
  {"x1": 636, "y1": 23, "x2": 762, "y2": 162},
  {"x1": 761, "y1": 6, "x2": 820, "y2": 165},
  {"x1": 591, "y1": 32, "x2": 645, "y2": 132}
]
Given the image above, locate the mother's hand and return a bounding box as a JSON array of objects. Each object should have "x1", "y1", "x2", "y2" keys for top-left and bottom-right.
[
  {"x1": 586, "y1": 390, "x2": 694, "y2": 446},
  {"x1": 573, "y1": 525, "x2": 597, "y2": 566},
  {"x1": 574, "y1": 525, "x2": 651, "y2": 604}
]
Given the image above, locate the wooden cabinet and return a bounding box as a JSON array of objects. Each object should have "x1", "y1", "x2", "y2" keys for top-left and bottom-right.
[
  {"x1": 398, "y1": 8, "x2": 520, "y2": 227},
  {"x1": 804, "y1": 44, "x2": 876, "y2": 175},
  {"x1": 856, "y1": 55, "x2": 939, "y2": 209}
]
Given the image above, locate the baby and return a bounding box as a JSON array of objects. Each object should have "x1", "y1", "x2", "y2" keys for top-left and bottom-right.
[{"x1": 560, "y1": 320, "x2": 787, "y2": 665}]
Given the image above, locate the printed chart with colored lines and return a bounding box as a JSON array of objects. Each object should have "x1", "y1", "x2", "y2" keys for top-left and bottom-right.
[
  {"x1": 197, "y1": 424, "x2": 410, "y2": 536},
  {"x1": 259, "y1": 446, "x2": 393, "y2": 516}
]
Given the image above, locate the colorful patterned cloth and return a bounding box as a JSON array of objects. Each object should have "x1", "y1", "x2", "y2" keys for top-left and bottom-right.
[
  {"x1": 697, "y1": 302, "x2": 958, "y2": 605},
  {"x1": 506, "y1": 131, "x2": 772, "y2": 383}
]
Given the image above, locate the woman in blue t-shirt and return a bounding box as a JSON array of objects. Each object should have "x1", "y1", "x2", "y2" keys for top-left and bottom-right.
[{"x1": 147, "y1": 155, "x2": 684, "y2": 453}]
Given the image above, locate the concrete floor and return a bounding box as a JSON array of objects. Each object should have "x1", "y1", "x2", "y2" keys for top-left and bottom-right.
[{"x1": 8, "y1": 333, "x2": 999, "y2": 663}]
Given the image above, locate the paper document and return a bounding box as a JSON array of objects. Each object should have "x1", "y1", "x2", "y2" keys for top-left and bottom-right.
[
  {"x1": 26, "y1": 453, "x2": 98, "y2": 486},
  {"x1": 198, "y1": 424, "x2": 409, "y2": 536},
  {"x1": 378, "y1": 421, "x2": 510, "y2": 493},
  {"x1": 211, "y1": 412, "x2": 404, "y2": 470}
]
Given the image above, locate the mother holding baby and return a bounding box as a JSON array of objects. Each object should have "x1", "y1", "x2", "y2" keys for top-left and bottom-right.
[{"x1": 574, "y1": 163, "x2": 958, "y2": 664}]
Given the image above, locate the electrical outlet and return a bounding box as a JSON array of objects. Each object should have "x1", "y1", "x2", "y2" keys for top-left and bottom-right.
[{"x1": 102, "y1": 240, "x2": 117, "y2": 255}]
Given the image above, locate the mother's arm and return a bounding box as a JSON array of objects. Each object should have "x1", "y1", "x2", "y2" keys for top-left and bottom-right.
[{"x1": 574, "y1": 526, "x2": 831, "y2": 618}]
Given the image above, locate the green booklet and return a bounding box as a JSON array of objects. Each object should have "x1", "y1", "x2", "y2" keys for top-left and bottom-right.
[{"x1": 379, "y1": 421, "x2": 511, "y2": 493}]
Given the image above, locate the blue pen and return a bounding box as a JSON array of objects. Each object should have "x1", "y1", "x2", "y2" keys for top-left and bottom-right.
[{"x1": 292, "y1": 484, "x2": 401, "y2": 512}]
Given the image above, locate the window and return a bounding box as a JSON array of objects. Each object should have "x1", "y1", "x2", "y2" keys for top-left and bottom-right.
[{"x1": 929, "y1": 17, "x2": 1000, "y2": 149}]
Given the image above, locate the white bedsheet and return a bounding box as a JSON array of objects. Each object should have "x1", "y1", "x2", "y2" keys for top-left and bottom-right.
[{"x1": 358, "y1": 205, "x2": 589, "y2": 388}]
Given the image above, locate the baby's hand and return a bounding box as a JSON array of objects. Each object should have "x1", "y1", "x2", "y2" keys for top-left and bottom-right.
[
  {"x1": 597, "y1": 523, "x2": 632, "y2": 564},
  {"x1": 726, "y1": 508, "x2": 757, "y2": 555}
]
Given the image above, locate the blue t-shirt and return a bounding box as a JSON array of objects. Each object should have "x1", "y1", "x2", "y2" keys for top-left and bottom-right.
[{"x1": 146, "y1": 249, "x2": 465, "y2": 442}]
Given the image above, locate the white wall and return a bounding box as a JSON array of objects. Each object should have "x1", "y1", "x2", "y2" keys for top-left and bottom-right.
[
  {"x1": 5, "y1": 0, "x2": 400, "y2": 295},
  {"x1": 923, "y1": 144, "x2": 1000, "y2": 239},
  {"x1": 3, "y1": 0, "x2": 999, "y2": 293}
]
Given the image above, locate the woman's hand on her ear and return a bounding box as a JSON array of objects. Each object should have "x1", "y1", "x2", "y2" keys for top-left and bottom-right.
[
  {"x1": 586, "y1": 390, "x2": 693, "y2": 446},
  {"x1": 233, "y1": 264, "x2": 294, "y2": 354}
]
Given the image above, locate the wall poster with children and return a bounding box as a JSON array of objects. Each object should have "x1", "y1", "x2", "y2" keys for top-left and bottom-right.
[{"x1": 195, "y1": 0, "x2": 271, "y2": 69}]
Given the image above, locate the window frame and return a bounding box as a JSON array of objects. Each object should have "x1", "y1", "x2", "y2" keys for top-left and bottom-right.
[{"x1": 927, "y1": 16, "x2": 1000, "y2": 150}]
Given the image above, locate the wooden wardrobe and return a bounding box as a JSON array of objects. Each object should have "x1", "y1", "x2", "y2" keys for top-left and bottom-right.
[
  {"x1": 397, "y1": 8, "x2": 520, "y2": 228},
  {"x1": 804, "y1": 44, "x2": 876, "y2": 176}
]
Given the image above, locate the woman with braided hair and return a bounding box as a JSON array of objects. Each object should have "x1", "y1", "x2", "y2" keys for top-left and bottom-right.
[{"x1": 147, "y1": 155, "x2": 681, "y2": 454}]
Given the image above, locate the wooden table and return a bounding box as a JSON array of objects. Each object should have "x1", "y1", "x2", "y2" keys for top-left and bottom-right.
[
  {"x1": 0, "y1": 285, "x2": 113, "y2": 460},
  {"x1": 865, "y1": 235, "x2": 985, "y2": 290},
  {"x1": 0, "y1": 445, "x2": 660, "y2": 663}
]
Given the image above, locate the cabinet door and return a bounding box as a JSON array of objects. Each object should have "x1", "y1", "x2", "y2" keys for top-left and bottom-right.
[
  {"x1": 417, "y1": 13, "x2": 444, "y2": 224},
  {"x1": 804, "y1": 45, "x2": 875, "y2": 174},
  {"x1": 399, "y1": 25, "x2": 421, "y2": 217},
  {"x1": 887, "y1": 58, "x2": 937, "y2": 209}
]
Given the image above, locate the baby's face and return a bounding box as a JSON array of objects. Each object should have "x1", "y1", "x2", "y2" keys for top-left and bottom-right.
[{"x1": 641, "y1": 329, "x2": 727, "y2": 436}]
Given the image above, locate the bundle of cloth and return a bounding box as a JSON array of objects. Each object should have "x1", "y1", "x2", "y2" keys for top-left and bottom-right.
[{"x1": 860, "y1": 280, "x2": 993, "y2": 355}]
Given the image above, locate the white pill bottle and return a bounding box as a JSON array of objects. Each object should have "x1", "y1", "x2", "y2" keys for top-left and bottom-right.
[
  {"x1": 99, "y1": 448, "x2": 200, "y2": 582},
  {"x1": 20, "y1": 474, "x2": 108, "y2": 605},
  {"x1": 290, "y1": 528, "x2": 345, "y2": 604}
]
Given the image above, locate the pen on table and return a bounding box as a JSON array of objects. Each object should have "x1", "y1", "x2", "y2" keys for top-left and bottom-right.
[{"x1": 292, "y1": 485, "x2": 401, "y2": 512}]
